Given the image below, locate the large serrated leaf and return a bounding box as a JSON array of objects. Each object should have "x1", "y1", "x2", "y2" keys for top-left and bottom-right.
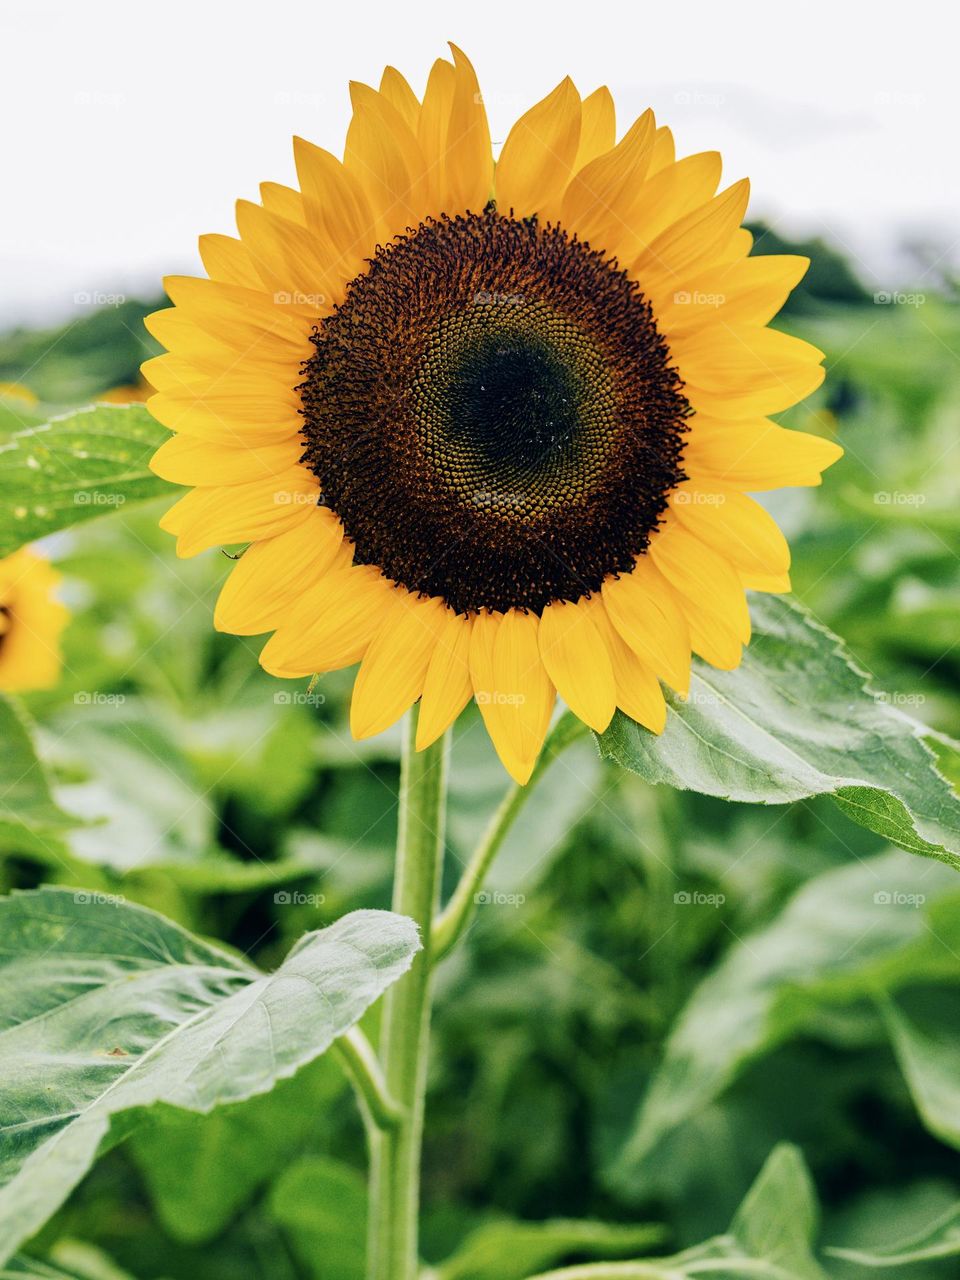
[
  {"x1": 598, "y1": 595, "x2": 960, "y2": 869},
  {"x1": 0, "y1": 405, "x2": 171, "y2": 555},
  {"x1": 0, "y1": 889, "x2": 420, "y2": 1264}
]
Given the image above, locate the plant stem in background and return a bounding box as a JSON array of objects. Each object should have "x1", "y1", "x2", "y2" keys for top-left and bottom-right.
[
  {"x1": 433, "y1": 710, "x2": 587, "y2": 959},
  {"x1": 368, "y1": 712, "x2": 449, "y2": 1280}
]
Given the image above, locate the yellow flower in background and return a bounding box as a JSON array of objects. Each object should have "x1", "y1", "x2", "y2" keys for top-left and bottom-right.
[
  {"x1": 0, "y1": 549, "x2": 68, "y2": 692},
  {"x1": 145, "y1": 45, "x2": 841, "y2": 783},
  {"x1": 97, "y1": 379, "x2": 151, "y2": 404},
  {"x1": 0, "y1": 382, "x2": 38, "y2": 405}
]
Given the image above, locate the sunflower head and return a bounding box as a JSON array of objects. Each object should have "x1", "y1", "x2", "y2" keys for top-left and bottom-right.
[
  {"x1": 145, "y1": 45, "x2": 841, "y2": 783},
  {"x1": 0, "y1": 549, "x2": 68, "y2": 693}
]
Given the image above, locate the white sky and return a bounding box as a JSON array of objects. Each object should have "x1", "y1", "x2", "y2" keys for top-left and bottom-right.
[{"x1": 2, "y1": 0, "x2": 956, "y2": 325}]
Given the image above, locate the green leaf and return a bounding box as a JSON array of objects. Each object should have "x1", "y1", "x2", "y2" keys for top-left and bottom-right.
[
  {"x1": 0, "y1": 405, "x2": 171, "y2": 556},
  {"x1": 1, "y1": 1258, "x2": 128, "y2": 1280},
  {"x1": 130, "y1": 1057, "x2": 345, "y2": 1244},
  {"x1": 0, "y1": 696, "x2": 75, "y2": 858},
  {"x1": 827, "y1": 1202, "x2": 960, "y2": 1268},
  {"x1": 597, "y1": 595, "x2": 960, "y2": 869},
  {"x1": 881, "y1": 997, "x2": 960, "y2": 1149},
  {"x1": 524, "y1": 1147, "x2": 825, "y2": 1280},
  {"x1": 433, "y1": 1218, "x2": 666, "y2": 1280},
  {"x1": 268, "y1": 1155, "x2": 367, "y2": 1280},
  {"x1": 729, "y1": 1144, "x2": 826, "y2": 1279},
  {"x1": 610, "y1": 851, "x2": 960, "y2": 1185},
  {"x1": 0, "y1": 888, "x2": 420, "y2": 1264}
]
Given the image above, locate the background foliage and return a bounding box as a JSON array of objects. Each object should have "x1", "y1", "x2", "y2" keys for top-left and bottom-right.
[{"x1": 0, "y1": 228, "x2": 958, "y2": 1278}]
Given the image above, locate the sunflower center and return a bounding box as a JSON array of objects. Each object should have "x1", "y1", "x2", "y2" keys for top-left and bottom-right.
[{"x1": 299, "y1": 207, "x2": 690, "y2": 613}]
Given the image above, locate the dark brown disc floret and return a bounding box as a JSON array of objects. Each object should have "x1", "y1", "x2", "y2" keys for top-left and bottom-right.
[{"x1": 299, "y1": 207, "x2": 689, "y2": 614}]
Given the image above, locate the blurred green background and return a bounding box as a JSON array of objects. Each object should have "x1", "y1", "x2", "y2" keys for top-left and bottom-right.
[{"x1": 1, "y1": 225, "x2": 959, "y2": 1279}]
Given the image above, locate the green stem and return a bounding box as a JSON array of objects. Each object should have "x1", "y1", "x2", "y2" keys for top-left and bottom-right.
[
  {"x1": 334, "y1": 1028, "x2": 403, "y2": 1131},
  {"x1": 368, "y1": 711, "x2": 449, "y2": 1280},
  {"x1": 432, "y1": 711, "x2": 587, "y2": 960}
]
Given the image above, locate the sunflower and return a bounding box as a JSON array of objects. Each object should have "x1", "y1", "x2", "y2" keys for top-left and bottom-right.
[
  {"x1": 145, "y1": 46, "x2": 841, "y2": 784},
  {"x1": 0, "y1": 548, "x2": 68, "y2": 692}
]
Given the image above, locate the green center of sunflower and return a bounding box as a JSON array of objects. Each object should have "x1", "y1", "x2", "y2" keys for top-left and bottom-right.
[{"x1": 299, "y1": 207, "x2": 690, "y2": 614}]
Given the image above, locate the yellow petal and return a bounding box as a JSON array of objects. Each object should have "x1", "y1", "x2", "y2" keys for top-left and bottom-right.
[
  {"x1": 538, "y1": 598, "x2": 616, "y2": 732},
  {"x1": 651, "y1": 255, "x2": 809, "y2": 335},
  {"x1": 260, "y1": 182, "x2": 306, "y2": 225},
  {"x1": 416, "y1": 608, "x2": 474, "y2": 750},
  {"x1": 235, "y1": 200, "x2": 342, "y2": 313},
  {"x1": 649, "y1": 518, "x2": 750, "y2": 644},
  {"x1": 741, "y1": 570, "x2": 791, "y2": 593},
  {"x1": 560, "y1": 110, "x2": 656, "y2": 247},
  {"x1": 613, "y1": 150, "x2": 722, "y2": 262},
  {"x1": 672, "y1": 326, "x2": 824, "y2": 395},
  {"x1": 573, "y1": 86, "x2": 616, "y2": 172},
  {"x1": 260, "y1": 563, "x2": 390, "y2": 677},
  {"x1": 163, "y1": 276, "x2": 312, "y2": 354},
  {"x1": 495, "y1": 77, "x2": 581, "y2": 221},
  {"x1": 636, "y1": 178, "x2": 750, "y2": 287},
  {"x1": 445, "y1": 45, "x2": 494, "y2": 214},
  {"x1": 158, "y1": 466, "x2": 319, "y2": 557},
  {"x1": 675, "y1": 591, "x2": 743, "y2": 670},
  {"x1": 146, "y1": 392, "x2": 302, "y2": 446},
  {"x1": 150, "y1": 434, "x2": 303, "y2": 486},
  {"x1": 585, "y1": 596, "x2": 667, "y2": 733},
  {"x1": 669, "y1": 485, "x2": 791, "y2": 576},
  {"x1": 601, "y1": 557, "x2": 691, "y2": 695},
  {"x1": 492, "y1": 609, "x2": 556, "y2": 784},
  {"x1": 684, "y1": 364, "x2": 826, "y2": 420},
  {"x1": 379, "y1": 66, "x2": 420, "y2": 132},
  {"x1": 351, "y1": 593, "x2": 446, "y2": 739},
  {"x1": 418, "y1": 58, "x2": 457, "y2": 207},
  {"x1": 683, "y1": 418, "x2": 843, "y2": 489},
  {"x1": 294, "y1": 137, "x2": 378, "y2": 279},
  {"x1": 647, "y1": 126, "x2": 675, "y2": 174},
  {"x1": 198, "y1": 234, "x2": 262, "y2": 289},
  {"x1": 344, "y1": 82, "x2": 429, "y2": 236},
  {"x1": 214, "y1": 507, "x2": 343, "y2": 635},
  {"x1": 469, "y1": 610, "x2": 555, "y2": 784}
]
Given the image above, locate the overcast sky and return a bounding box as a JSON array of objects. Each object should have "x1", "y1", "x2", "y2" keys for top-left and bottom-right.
[{"x1": 2, "y1": 0, "x2": 956, "y2": 325}]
